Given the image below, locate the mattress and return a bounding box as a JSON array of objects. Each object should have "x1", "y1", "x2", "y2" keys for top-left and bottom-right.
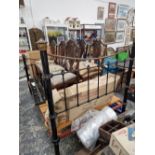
[
  {"x1": 50, "y1": 73, "x2": 121, "y2": 113},
  {"x1": 76, "y1": 60, "x2": 102, "y2": 79},
  {"x1": 44, "y1": 73, "x2": 120, "y2": 129},
  {"x1": 35, "y1": 60, "x2": 77, "y2": 89}
]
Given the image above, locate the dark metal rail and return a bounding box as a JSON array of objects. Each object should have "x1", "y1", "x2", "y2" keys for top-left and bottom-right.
[
  {"x1": 22, "y1": 41, "x2": 135, "y2": 155},
  {"x1": 22, "y1": 50, "x2": 134, "y2": 113}
]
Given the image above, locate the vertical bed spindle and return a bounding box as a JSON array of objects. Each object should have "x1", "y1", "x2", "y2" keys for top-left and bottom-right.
[{"x1": 36, "y1": 39, "x2": 60, "y2": 155}]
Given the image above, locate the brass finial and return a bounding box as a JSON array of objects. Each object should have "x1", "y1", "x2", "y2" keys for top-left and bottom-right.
[{"x1": 36, "y1": 38, "x2": 47, "y2": 51}]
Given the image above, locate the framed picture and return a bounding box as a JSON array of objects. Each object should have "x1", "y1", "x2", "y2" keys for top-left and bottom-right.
[
  {"x1": 125, "y1": 27, "x2": 132, "y2": 44},
  {"x1": 125, "y1": 27, "x2": 135, "y2": 45},
  {"x1": 105, "y1": 18, "x2": 116, "y2": 31},
  {"x1": 101, "y1": 24, "x2": 105, "y2": 40},
  {"x1": 117, "y1": 19, "x2": 126, "y2": 31},
  {"x1": 130, "y1": 28, "x2": 135, "y2": 41},
  {"x1": 127, "y1": 8, "x2": 135, "y2": 26},
  {"x1": 105, "y1": 31, "x2": 116, "y2": 43},
  {"x1": 108, "y1": 2, "x2": 116, "y2": 19},
  {"x1": 97, "y1": 7, "x2": 104, "y2": 20},
  {"x1": 116, "y1": 31, "x2": 125, "y2": 42},
  {"x1": 117, "y1": 5, "x2": 129, "y2": 18}
]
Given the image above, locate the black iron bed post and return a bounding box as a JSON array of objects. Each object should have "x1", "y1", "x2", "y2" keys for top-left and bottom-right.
[
  {"x1": 62, "y1": 70, "x2": 68, "y2": 111},
  {"x1": 113, "y1": 60, "x2": 118, "y2": 92},
  {"x1": 105, "y1": 62, "x2": 110, "y2": 95},
  {"x1": 22, "y1": 54, "x2": 29, "y2": 81},
  {"x1": 121, "y1": 60, "x2": 126, "y2": 89},
  {"x1": 22, "y1": 54, "x2": 32, "y2": 94},
  {"x1": 36, "y1": 40, "x2": 60, "y2": 155},
  {"x1": 97, "y1": 58, "x2": 100, "y2": 98},
  {"x1": 122, "y1": 41, "x2": 135, "y2": 112},
  {"x1": 87, "y1": 65, "x2": 90, "y2": 102}
]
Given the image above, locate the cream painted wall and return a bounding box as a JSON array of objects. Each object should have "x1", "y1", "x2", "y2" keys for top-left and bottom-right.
[
  {"x1": 20, "y1": 0, "x2": 134, "y2": 28},
  {"x1": 19, "y1": 0, "x2": 135, "y2": 49}
]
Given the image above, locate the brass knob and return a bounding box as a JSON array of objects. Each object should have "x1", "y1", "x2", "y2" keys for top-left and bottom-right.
[{"x1": 36, "y1": 38, "x2": 47, "y2": 51}]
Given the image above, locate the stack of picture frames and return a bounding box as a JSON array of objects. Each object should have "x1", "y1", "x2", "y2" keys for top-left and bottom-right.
[
  {"x1": 105, "y1": 3, "x2": 130, "y2": 43},
  {"x1": 105, "y1": 18, "x2": 116, "y2": 43},
  {"x1": 116, "y1": 4, "x2": 129, "y2": 43},
  {"x1": 105, "y1": 2, "x2": 117, "y2": 43}
]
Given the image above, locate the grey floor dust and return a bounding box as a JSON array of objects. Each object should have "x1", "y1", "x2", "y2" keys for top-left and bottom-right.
[
  {"x1": 19, "y1": 79, "x2": 83, "y2": 155},
  {"x1": 19, "y1": 77, "x2": 134, "y2": 155}
]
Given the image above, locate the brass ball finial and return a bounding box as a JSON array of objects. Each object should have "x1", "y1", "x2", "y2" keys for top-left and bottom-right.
[{"x1": 36, "y1": 38, "x2": 47, "y2": 51}]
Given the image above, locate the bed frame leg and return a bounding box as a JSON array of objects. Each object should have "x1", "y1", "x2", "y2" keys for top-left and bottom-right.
[
  {"x1": 122, "y1": 41, "x2": 135, "y2": 112},
  {"x1": 37, "y1": 40, "x2": 60, "y2": 155},
  {"x1": 22, "y1": 54, "x2": 32, "y2": 95}
]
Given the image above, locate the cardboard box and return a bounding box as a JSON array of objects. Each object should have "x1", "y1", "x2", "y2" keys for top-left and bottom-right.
[
  {"x1": 74, "y1": 148, "x2": 90, "y2": 155},
  {"x1": 44, "y1": 93, "x2": 121, "y2": 125},
  {"x1": 109, "y1": 124, "x2": 135, "y2": 155},
  {"x1": 55, "y1": 74, "x2": 121, "y2": 113},
  {"x1": 57, "y1": 93, "x2": 115, "y2": 123}
]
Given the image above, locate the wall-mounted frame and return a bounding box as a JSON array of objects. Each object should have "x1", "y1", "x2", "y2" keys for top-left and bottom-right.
[
  {"x1": 117, "y1": 19, "x2": 127, "y2": 31},
  {"x1": 117, "y1": 5, "x2": 129, "y2": 18},
  {"x1": 127, "y1": 8, "x2": 135, "y2": 26},
  {"x1": 116, "y1": 31, "x2": 125, "y2": 42},
  {"x1": 105, "y1": 31, "x2": 116, "y2": 43},
  {"x1": 131, "y1": 28, "x2": 135, "y2": 41},
  {"x1": 125, "y1": 27, "x2": 135, "y2": 45},
  {"x1": 125, "y1": 27, "x2": 131, "y2": 43},
  {"x1": 108, "y1": 2, "x2": 117, "y2": 19},
  {"x1": 19, "y1": 0, "x2": 25, "y2": 7},
  {"x1": 97, "y1": 7, "x2": 104, "y2": 20},
  {"x1": 105, "y1": 18, "x2": 116, "y2": 31}
]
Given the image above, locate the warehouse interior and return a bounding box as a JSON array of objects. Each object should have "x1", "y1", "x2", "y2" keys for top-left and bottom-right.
[{"x1": 19, "y1": 0, "x2": 135, "y2": 154}]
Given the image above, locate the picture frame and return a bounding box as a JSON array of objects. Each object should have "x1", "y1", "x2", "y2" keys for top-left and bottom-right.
[
  {"x1": 108, "y1": 2, "x2": 116, "y2": 19},
  {"x1": 105, "y1": 18, "x2": 116, "y2": 31},
  {"x1": 97, "y1": 7, "x2": 104, "y2": 20},
  {"x1": 130, "y1": 28, "x2": 135, "y2": 41},
  {"x1": 100, "y1": 24, "x2": 105, "y2": 40},
  {"x1": 125, "y1": 27, "x2": 132, "y2": 44},
  {"x1": 116, "y1": 31, "x2": 125, "y2": 42},
  {"x1": 117, "y1": 5, "x2": 129, "y2": 18},
  {"x1": 125, "y1": 27, "x2": 135, "y2": 45},
  {"x1": 105, "y1": 31, "x2": 116, "y2": 43},
  {"x1": 127, "y1": 8, "x2": 135, "y2": 26},
  {"x1": 117, "y1": 19, "x2": 126, "y2": 31}
]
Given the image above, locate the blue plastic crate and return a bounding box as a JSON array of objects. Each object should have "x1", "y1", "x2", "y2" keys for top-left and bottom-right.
[{"x1": 101, "y1": 57, "x2": 118, "y2": 75}]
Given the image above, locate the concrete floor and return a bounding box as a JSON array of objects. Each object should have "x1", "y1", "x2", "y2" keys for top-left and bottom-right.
[
  {"x1": 19, "y1": 78, "x2": 83, "y2": 155},
  {"x1": 19, "y1": 76, "x2": 134, "y2": 155}
]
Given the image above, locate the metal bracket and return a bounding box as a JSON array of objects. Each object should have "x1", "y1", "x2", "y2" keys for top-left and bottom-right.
[
  {"x1": 52, "y1": 137, "x2": 60, "y2": 144},
  {"x1": 42, "y1": 74, "x2": 53, "y2": 80},
  {"x1": 49, "y1": 113, "x2": 57, "y2": 120}
]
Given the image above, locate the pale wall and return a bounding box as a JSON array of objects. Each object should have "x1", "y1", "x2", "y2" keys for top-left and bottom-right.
[{"x1": 19, "y1": 0, "x2": 135, "y2": 49}]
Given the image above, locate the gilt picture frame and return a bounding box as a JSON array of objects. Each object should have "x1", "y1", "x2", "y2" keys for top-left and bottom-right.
[
  {"x1": 108, "y1": 2, "x2": 116, "y2": 19},
  {"x1": 125, "y1": 27, "x2": 135, "y2": 45},
  {"x1": 105, "y1": 18, "x2": 116, "y2": 31},
  {"x1": 105, "y1": 31, "x2": 116, "y2": 43},
  {"x1": 97, "y1": 7, "x2": 104, "y2": 20}
]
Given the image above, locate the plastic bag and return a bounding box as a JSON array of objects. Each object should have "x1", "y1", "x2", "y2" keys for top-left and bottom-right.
[
  {"x1": 71, "y1": 109, "x2": 99, "y2": 132},
  {"x1": 77, "y1": 107, "x2": 117, "y2": 150}
]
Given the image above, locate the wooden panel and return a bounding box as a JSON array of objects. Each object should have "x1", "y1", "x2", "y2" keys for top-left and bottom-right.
[
  {"x1": 26, "y1": 50, "x2": 40, "y2": 78},
  {"x1": 54, "y1": 74, "x2": 121, "y2": 113},
  {"x1": 39, "y1": 94, "x2": 121, "y2": 133}
]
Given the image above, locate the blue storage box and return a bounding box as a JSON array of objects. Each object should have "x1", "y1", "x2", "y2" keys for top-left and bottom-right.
[{"x1": 101, "y1": 57, "x2": 119, "y2": 75}]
